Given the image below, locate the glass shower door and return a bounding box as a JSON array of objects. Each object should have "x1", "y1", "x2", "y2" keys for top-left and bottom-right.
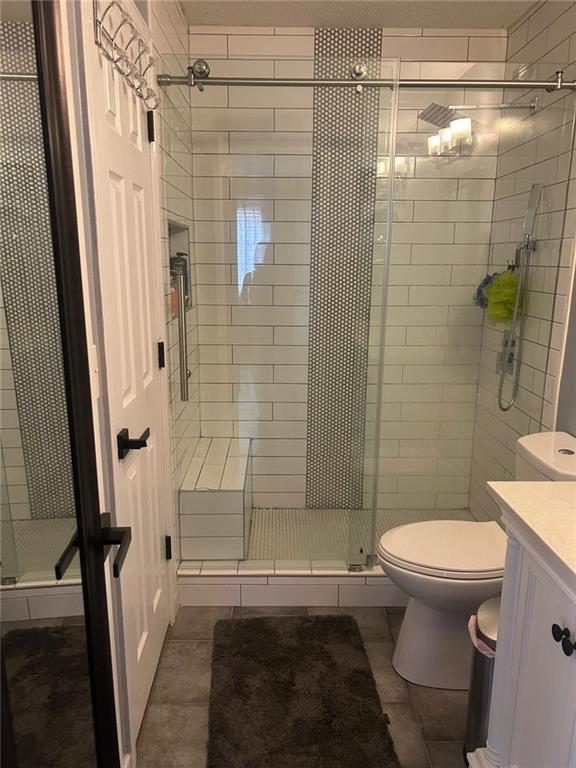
[
  {"x1": 176, "y1": 35, "x2": 399, "y2": 570},
  {"x1": 0, "y1": 10, "x2": 79, "y2": 585},
  {"x1": 370, "y1": 83, "x2": 504, "y2": 551},
  {"x1": 370, "y1": 73, "x2": 576, "y2": 554}
]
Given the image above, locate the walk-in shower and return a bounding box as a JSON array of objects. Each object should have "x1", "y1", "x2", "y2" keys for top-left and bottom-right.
[{"x1": 156, "y1": 28, "x2": 575, "y2": 570}]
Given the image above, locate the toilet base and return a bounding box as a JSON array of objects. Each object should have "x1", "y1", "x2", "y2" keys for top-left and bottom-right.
[{"x1": 392, "y1": 598, "x2": 473, "y2": 689}]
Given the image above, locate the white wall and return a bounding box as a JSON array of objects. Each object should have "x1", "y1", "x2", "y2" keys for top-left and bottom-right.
[
  {"x1": 470, "y1": 0, "x2": 576, "y2": 520},
  {"x1": 376, "y1": 28, "x2": 506, "y2": 512},
  {"x1": 151, "y1": 2, "x2": 201, "y2": 490},
  {"x1": 188, "y1": 26, "x2": 313, "y2": 508}
]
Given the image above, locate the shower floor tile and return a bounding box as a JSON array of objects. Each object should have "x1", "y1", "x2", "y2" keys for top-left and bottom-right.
[
  {"x1": 178, "y1": 507, "x2": 474, "y2": 583},
  {"x1": 247, "y1": 507, "x2": 474, "y2": 561},
  {"x1": 1, "y1": 518, "x2": 79, "y2": 583}
]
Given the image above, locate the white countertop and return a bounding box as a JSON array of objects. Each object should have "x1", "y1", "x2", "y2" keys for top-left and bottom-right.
[{"x1": 487, "y1": 482, "x2": 576, "y2": 582}]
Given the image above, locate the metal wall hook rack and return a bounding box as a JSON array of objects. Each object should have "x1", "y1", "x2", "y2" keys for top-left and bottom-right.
[{"x1": 93, "y1": 0, "x2": 160, "y2": 109}]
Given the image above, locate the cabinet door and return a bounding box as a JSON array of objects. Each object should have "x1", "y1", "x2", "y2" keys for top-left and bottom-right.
[{"x1": 508, "y1": 555, "x2": 576, "y2": 768}]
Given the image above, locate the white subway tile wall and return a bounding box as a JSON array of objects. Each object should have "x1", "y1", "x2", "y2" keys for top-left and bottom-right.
[
  {"x1": 188, "y1": 25, "x2": 509, "y2": 511},
  {"x1": 189, "y1": 26, "x2": 315, "y2": 508},
  {"x1": 469, "y1": 1, "x2": 576, "y2": 520},
  {"x1": 152, "y1": 2, "x2": 201, "y2": 498},
  {"x1": 377, "y1": 33, "x2": 505, "y2": 510}
]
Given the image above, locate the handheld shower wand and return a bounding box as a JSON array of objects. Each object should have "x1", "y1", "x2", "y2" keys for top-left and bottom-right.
[{"x1": 497, "y1": 183, "x2": 542, "y2": 411}]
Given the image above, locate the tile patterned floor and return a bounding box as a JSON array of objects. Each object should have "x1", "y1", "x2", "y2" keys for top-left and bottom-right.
[
  {"x1": 1, "y1": 518, "x2": 81, "y2": 583},
  {"x1": 248, "y1": 507, "x2": 474, "y2": 561},
  {"x1": 137, "y1": 607, "x2": 469, "y2": 768}
]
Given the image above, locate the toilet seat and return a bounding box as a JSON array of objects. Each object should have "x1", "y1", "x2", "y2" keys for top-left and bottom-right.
[{"x1": 378, "y1": 520, "x2": 506, "y2": 581}]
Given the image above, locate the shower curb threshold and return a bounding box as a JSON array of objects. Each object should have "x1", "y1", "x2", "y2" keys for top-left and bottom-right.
[{"x1": 177, "y1": 563, "x2": 408, "y2": 607}]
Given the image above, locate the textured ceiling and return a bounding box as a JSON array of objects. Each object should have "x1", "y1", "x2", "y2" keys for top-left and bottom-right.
[{"x1": 180, "y1": 0, "x2": 536, "y2": 30}]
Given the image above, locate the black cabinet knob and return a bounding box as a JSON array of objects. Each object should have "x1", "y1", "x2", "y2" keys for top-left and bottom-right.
[
  {"x1": 552, "y1": 624, "x2": 570, "y2": 642},
  {"x1": 562, "y1": 636, "x2": 576, "y2": 657},
  {"x1": 552, "y1": 624, "x2": 576, "y2": 657}
]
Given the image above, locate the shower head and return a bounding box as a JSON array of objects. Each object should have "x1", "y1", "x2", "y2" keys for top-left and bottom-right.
[
  {"x1": 418, "y1": 102, "x2": 457, "y2": 128},
  {"x1": 523, "y1": 183, "x2": 542, "y2": 238}
]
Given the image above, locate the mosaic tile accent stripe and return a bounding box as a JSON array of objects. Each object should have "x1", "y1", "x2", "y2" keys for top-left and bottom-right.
[
  {"x1": 306, "y1": 28, "x2": 382, "y2": 509},
  {"x1": 0, "y1": 21, "x2": 76, "y2": 520}
]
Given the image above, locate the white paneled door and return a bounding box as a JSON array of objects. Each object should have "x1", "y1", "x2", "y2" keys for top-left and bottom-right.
[{"x1": 77, "y1": 0, "x2": 171, "y2": 753}]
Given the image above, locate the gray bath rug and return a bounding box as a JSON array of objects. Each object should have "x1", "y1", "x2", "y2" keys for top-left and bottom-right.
[
  {"x1": 2, "y1": 625, "x2": 96, "y2": 768},
  {"x1": 208, "y1": 614, "x2": 401, "y2": 768}
]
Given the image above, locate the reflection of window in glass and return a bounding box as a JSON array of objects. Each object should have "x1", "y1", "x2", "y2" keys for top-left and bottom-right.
[{"x1": 236, "y1": 207, "x2": 266, "y2": 295}]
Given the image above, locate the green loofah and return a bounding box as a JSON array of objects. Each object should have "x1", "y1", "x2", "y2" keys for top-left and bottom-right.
[{"x1": 482, "y1": 269, "x2": 521, "y2": 324}]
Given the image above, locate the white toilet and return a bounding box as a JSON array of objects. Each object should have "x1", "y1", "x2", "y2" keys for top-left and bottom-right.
[{"x1": 377, "y1": 430, "x2": 576, "y2": 690}]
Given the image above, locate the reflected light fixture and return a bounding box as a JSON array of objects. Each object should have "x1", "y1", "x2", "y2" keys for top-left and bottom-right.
[
  {"x1": 450, "y1": 116, "x2": 472, "y2": 143},
  {"x1": 439, "y1": 126, "x2": 453, "y2": 153},
  {"x1": 427, "y1": 116, "x2": 474, "y2": 156},
  {"x1": 427, "y1": 134, "x2": 440, "y2": 156}
]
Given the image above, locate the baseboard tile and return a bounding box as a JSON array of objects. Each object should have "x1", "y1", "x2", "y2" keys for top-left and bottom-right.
[{"x1": 1, "y1": 583, "x2": 84, "y2": 620}]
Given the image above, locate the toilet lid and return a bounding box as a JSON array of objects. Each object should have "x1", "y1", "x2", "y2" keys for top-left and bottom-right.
[{"x1": 378, "y1": 521, "x2": 507, "y2": 580}]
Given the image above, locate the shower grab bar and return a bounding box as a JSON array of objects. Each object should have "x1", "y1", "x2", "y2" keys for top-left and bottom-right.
[{"x1": 173, "y1": 269, "x2": 190, "y2": 402}]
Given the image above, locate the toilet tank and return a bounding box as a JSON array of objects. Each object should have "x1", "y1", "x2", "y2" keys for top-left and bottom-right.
[{"x1": 515, "y1": 432, "x2": 576, "y2": 481}]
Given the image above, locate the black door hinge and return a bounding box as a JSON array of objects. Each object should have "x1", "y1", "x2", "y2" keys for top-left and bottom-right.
[
  {"x1": 165, "y1": 535, "x2": 172, "y2": 561},
  {"x1": 147, "y1": 111, "x2": 155, "y2": 143},
  {"x1": 157, "y1": 341, "x2": 165, "y2": 369}
]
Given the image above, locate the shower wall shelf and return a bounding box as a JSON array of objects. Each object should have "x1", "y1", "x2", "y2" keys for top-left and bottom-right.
[{"x1": 93, "y1": 0, "x2": 160, "y2": 109}]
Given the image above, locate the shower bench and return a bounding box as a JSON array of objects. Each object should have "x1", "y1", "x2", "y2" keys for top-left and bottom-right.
[{"x1": 179, "y1": 437, "x2": 252, "y2": 560}]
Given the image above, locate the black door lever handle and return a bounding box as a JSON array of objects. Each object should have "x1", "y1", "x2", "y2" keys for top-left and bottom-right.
[
  {"x1": 101, "y1": 513, "x2": 132, "y2": 577},
  {"x1": 117, "y1": 427, "x2": 150, "y2": 459}
]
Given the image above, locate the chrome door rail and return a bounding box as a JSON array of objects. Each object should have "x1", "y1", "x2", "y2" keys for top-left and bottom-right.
[
  {"x1": 0, "y1": 72, "x2": 37, "y2": 81},
  {"x1": 157, "y1": 66, "x2": 576, "y2": 92}
]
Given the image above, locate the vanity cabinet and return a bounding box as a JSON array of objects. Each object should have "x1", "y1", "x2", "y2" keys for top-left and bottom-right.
[
  {"x1": 471, "y1": 482, "x2": 576, "y2": 768},
  {"x1": 503, "y1": 550, "x2": 576, "y2": 768}
]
